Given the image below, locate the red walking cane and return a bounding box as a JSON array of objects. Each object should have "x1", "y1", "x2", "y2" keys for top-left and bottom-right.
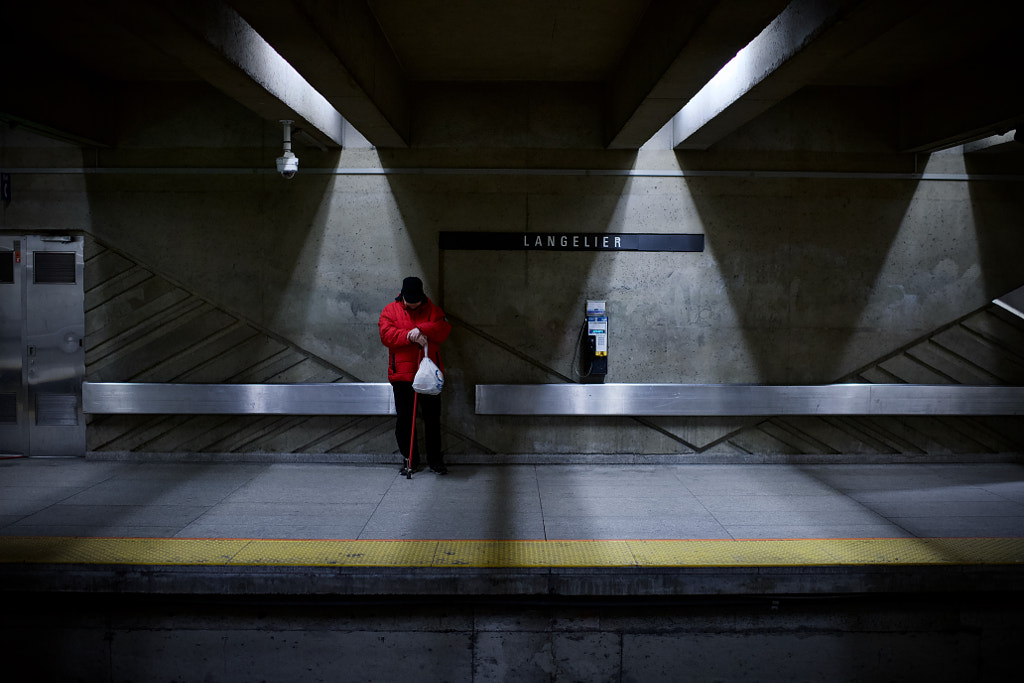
[
  {"x1": 404, "y1": 346, "x2": 424, "y2": 479},
  {"x1": 405, "y1": 390, "x2": 418, "y2": 479}
]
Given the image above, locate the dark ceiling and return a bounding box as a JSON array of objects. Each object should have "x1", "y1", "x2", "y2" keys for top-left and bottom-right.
[{"x1": 2, "y1": 0, "x2": 1021, "y2": 154}]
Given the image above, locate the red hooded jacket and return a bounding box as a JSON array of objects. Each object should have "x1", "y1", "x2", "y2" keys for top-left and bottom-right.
[{"x1": 378, "y1": 296, "x2": 452, "y2": 383}]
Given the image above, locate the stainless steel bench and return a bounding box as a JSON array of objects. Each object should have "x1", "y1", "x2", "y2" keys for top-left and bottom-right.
[
  {"x1": 83, "y1": 382, "x2": 396, "y2": 415},
  {"x1": 475, "y1": 383, "x2": 1024, "y2": 416}
]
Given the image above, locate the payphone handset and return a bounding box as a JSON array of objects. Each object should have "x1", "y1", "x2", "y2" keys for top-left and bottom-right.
[{"x1": 585, "y1": 300, "x2": 608, "y2": 376}]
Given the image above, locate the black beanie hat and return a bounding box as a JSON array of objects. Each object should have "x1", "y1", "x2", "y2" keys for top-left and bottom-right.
[{"x1": 400, "y1": 276, "x2": 424, "y2": 303}]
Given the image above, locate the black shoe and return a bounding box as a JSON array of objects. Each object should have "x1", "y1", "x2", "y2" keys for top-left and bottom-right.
[
  {"x1": 430, "y1": 465, "x2": 448, "y2": 475},
  {"x1": 400, "y1": 463, "x2": 423, "y2": 475}
]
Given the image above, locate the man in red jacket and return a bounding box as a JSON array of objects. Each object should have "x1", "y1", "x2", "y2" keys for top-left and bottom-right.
[{"x1": 378, "y1": 276, "x2": 452, "y2": 474}]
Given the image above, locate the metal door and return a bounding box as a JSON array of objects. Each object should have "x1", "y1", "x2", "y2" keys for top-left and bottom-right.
[{"x1": 0, "y1": 235, "x2": 85, "y2": 456}]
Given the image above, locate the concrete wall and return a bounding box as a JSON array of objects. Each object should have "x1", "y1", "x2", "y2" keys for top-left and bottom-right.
[
  {"x1": 2, "y1": 83, "x2": 1022, "y2": 456},
  {"x1": 4, "y1": 592, "x2": 1020, "y2": 681}
]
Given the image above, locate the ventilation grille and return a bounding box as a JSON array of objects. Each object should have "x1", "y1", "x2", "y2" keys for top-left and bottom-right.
[
  {"x1": 34, "y1": 252, "x2": 76, "y2": 284},
  {"x1": 0, "y1": 393, "x2": 16, "y2": 424},
  {"x1": 0, "y1": 251, "x2": 13, "y2": 284},
  {"x1": 36, "y1": 394, "x2": 79, "y2": 426}
]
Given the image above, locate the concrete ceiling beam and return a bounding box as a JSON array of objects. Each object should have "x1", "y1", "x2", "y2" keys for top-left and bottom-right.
[
  {"x1": 672, "y1": 0, "x2": 925, "y2": 150},
  {"x1": 605, "y1": 0, "x2": 790, "y2": 150},
  {"x1": 114, "y1": 0, "x2": 346, "y2": 148},
  {"x1": 229, "y1": 0, "x2": 410, "y2": 148},
  {"x1": 899, "y1": 44, "x2": 1024, "y2": 153}
]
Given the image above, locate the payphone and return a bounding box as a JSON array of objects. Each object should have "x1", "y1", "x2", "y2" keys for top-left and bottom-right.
[{"x1": 578, "y1": 300, "x2": 607, "y2": 378}]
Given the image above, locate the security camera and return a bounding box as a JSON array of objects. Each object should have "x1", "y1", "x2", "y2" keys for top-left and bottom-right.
[
  {"x1": 276, "y1": 151, "x2": 299, "y2": 179},
  {"x1": 276, "y1": 120, "x2": 299, "y2": 179}
]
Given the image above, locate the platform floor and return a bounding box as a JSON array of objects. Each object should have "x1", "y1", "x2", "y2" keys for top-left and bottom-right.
[{"x1": 2, "y1": 459, "x2": 1024, "y2": 596}]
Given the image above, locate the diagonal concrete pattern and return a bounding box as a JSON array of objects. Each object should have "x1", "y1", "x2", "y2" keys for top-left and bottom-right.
[
  {"x1": 85, "y1": 234, "x2": 1024, "y2": 459},
  {"x1": 709, "y1": 303, "x2": 1024, "y2": 456},
  {"x1": 84, "y1": 235, "x2": 489, "y2": 458}
]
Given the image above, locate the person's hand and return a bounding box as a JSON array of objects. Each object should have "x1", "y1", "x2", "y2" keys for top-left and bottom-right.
[{"x1": 407, "y1": 328, "x2": 427, "y2": 347}]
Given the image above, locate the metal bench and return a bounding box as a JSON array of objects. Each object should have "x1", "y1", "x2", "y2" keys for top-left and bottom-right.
[
  {"x1": 83, "y1": 381, "x2": 1024, "y2": 417},
  {"x1": 83, "y1": 382, "x2": 396, "y2": 415},
  {"x1": 475, "y1": 383, "x2": 1024, "y2": 416}
]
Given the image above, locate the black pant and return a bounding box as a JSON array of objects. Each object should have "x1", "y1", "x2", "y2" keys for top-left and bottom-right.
[{"x1": 392, "y1": 382, "x2": 443, "y2": 469}]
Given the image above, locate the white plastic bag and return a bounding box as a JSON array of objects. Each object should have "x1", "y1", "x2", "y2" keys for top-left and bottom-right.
[{"x1": 412, "y1": 342, "x2": 444, "y2": 395}]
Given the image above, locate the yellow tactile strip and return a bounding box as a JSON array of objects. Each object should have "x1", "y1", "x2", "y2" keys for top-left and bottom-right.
[{"x1": 1, "y1": 537, "x2": 1023, "y2": 568}]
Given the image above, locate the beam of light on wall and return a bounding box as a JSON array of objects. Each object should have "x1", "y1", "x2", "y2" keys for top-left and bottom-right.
[
  {"x1": 604, "y1": 148, "x2": 755, "y2": 383},
  {"x1": 850, "y1": 150, "x2": 981, "y2": 368},
  {"x1": 263, "y1": 140, "x2": 407, "y2": 380}
]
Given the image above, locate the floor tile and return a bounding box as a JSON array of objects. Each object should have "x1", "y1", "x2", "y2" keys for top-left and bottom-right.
[
  {"x1": 889, "y1": 516, "x2": 1024, "y2": 537},
  {"x1": 10, "y1": 504, "x2": 209, "y2": 529},
  {"x1": 1, "y1": 525, "x2": 189, "y2": 538},
  {"x1": 543, "y1": 515, "x2": 729, "y2": 541},
  {"x1": 696, "y1": 495, "x2": 866, "y2": 513},
  {"x1": 861, "y1": 501, "x2": 1024, "y2": 518},
  {"x1": 724, "y1": 525, "x2": 914, "y2": 540},
  {"x1": 61, "y1": 480, "x2": 244, "y2": 507},
  {"x1": 0, "y1": 486, "x2": 88, "y2": 515},
  {"x1": 1, "y1": 461, "x2": 1022, "y2": 545},
  {"x1": 541, "y1": 495, "x2": 707, "y2": 517},
  {"x1": 849, "y1": 486, "x2": 1007, "y2": 504},
  {"x1": 711, "y1": 507, "x2": 891, "y2": 527}
]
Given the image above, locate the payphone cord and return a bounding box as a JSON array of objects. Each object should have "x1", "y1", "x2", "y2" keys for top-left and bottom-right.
[{"x1": 571, "y1": 319, "x2": 593, "y2": 379}]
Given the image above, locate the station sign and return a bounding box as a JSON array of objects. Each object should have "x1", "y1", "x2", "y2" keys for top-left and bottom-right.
[{"x1": 439, "y1": 232, "x2": 704, "y2": 252}]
